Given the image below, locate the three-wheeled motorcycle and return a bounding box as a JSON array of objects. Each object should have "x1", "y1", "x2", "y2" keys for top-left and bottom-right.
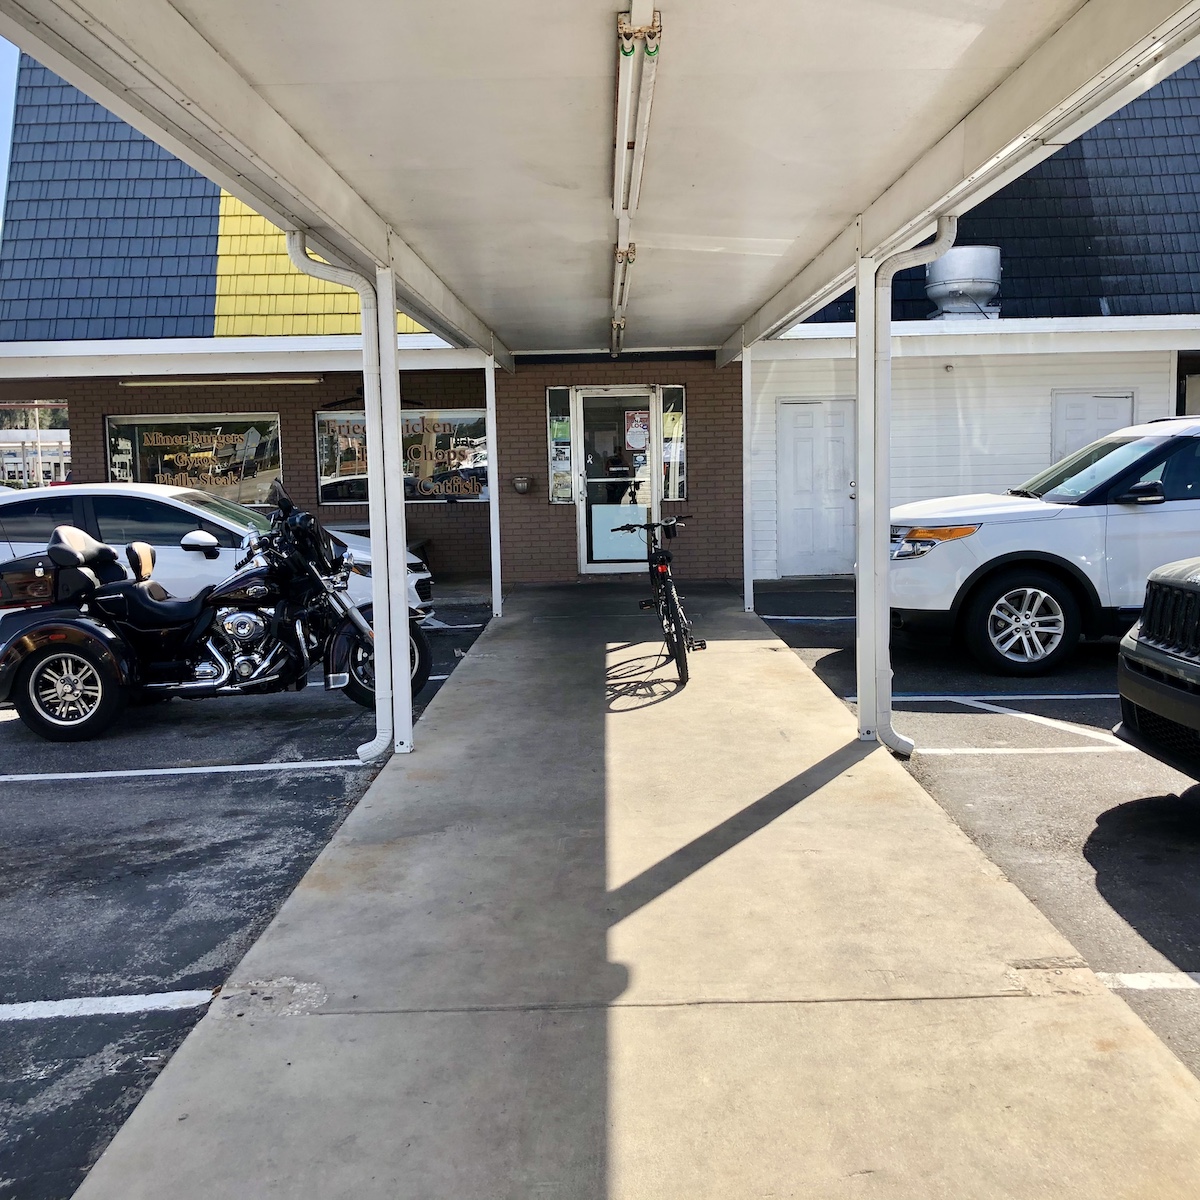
[{"x1": 0, "y1": 481, "x2": 431, "y2": 741}]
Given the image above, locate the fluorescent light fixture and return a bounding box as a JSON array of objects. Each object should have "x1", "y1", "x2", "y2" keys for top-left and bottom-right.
[{"x1": 118, "y1": 376, "x2": 323, "y2": 387}]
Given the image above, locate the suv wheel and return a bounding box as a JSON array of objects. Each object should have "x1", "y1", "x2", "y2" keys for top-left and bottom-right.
[{"x1": 963, "y1": 568, "x2": 1081, "y2": 675}]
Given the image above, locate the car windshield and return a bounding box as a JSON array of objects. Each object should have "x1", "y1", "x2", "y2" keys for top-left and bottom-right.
[
  {"x1": 177, "y1": 489, "x2": 273, "y2": 533},
  {"x1": 1014, "y1": 436, "x2": 1169, "y2": 503}
]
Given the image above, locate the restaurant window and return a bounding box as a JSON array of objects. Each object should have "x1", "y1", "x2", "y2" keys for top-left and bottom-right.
[
  {"x1": 547, "y1": 388, "x2": 573, "y2": 503},
  {"x1": 105, "y1": 413, "x2": 282, "y2": 505},
  {"x1": 315, "y1": 409, "x2": 490, "y2": 504},
  {"x1": 661, "y1": 385, "x2": 687, "y2": 501}
]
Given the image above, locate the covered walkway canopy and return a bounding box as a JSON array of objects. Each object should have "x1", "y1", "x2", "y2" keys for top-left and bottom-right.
[{"x1": 2, "y1": 0, "x2": 1200, "y2": 751}]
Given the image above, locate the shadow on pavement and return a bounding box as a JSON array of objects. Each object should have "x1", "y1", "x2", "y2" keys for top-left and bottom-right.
[{"x1": 1084, "y1": 789, "x2": 1200, "y2": 973}]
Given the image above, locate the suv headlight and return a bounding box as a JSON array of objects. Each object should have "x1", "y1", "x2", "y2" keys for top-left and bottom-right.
[{"x1": 890, "y1": 524, "x2": 979, "y2": 560}]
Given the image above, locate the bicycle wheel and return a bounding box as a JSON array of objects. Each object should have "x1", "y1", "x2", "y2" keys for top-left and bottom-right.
[{"x1": 661, "y1": 580, "x2": 690, "y2": 685}]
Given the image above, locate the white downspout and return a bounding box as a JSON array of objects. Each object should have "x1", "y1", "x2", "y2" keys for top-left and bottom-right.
[
  {"x1": 285, "y1": 231, "x2": 395, "y2": 762},
  {"x1": 375, "y1": 264, "x2": 414, "y2": 754},
  {"x1": 867, "y1": 215, "x2": 958, "y2": 757},
  {"x1": 741, "y1": 342, "x2": 754, "y2": 612},
  {"x1": 484, "y1": 354, "x2": 503, "y2": 618}
]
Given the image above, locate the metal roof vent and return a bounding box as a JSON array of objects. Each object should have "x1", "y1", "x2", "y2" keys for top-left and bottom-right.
[{"x1": 925, "y1": 245, "x2": 1001, "y2": 319}]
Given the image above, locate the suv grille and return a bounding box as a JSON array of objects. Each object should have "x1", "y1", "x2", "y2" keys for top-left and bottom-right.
[
  {"x1": 1127, "y1": 699, "x2": 1200, "y2": 766},
  {"x1": 1139, "y1": 581, "x2": 1200, "y2": 658},
  {"x1": 415, "y1": 577, "x2": 433, "y2": 603}
]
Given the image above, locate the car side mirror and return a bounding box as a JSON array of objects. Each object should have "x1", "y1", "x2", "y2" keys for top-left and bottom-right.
[
  {"x1": 1115, "y1": 480, "x2": 1166, "y2": 505},
  {"x1": 181, "y1": 529, "x2": 221, "y2": 559}
]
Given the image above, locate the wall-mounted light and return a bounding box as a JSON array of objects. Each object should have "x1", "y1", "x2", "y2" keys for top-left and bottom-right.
[{"x1": 511, "y1": 475, "x2": 533, "y2": 495}]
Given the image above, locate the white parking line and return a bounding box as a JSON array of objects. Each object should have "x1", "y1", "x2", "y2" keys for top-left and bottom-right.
[
  {"x1": 951, "y1": 696, "x2": 1123, "y2": 746},
  {"x1": 1096, "y1": 972, "x2": 1200, "y2": 990},
  {"x1": 917, "y1": 745, "x2": 1135, "y2": 755},
  {"x1": 762, "y1": 614, "x2": 856, "y2": 622},
  {"x1": 0, "y1": 757, "x2": 368, "y2": 785},
  {"x1": 847, "y1": 693, "x2": 1119, "y2": 702},
  {"x1": 0, "y1": 990, "x2": 214, "y2": 1021}
]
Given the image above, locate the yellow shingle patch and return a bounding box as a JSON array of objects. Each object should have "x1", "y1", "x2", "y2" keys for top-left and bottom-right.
[{"x1": 214, "y1": 192, "x2": 425, "y2": 337}]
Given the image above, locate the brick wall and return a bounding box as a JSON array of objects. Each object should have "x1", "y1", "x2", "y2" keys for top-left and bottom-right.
[
  {"x1": 2, "y1": 357, "x2": 742, "y2": 583},
  {"x1": 0, "y1": 369, "x2": 491, "y2": 577},
  {"x1": 497, "y1": 358, "x2": 743, "y2": 583}
]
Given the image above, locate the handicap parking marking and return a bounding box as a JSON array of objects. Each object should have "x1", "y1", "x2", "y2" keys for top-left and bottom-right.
[{"x1": 0, "y1": 757, "x2": 369, "y2": 785}]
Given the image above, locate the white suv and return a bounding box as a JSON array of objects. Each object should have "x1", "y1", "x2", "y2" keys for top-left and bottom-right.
[{"x1": 890, "y1": 417, "x2": 1200, "y2": 674}]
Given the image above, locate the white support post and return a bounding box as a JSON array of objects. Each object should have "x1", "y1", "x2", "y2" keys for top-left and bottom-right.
[
  {"x1": 375, "y1": 266, "x2": 414, "y2": 754},
  {"x1": 870, "y1": 215, "x2": 956, "y2": 757},
  {"x1": 854, "y1": 254, "x2": 879, "y2": 742},
  {"x1": 484, "y1": 354, "x2": 503, "y2": 618},
  {"x1": 741, "y1": 343, "x2": 754, "y2": 612}
]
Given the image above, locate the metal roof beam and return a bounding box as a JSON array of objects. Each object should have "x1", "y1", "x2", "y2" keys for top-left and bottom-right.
[
  {"x1": 718, "y1": 0, "x2": 1200, "y2": 367},
  {"x1": 0, "y1": 0, "x2": 512, "y2": 369}
]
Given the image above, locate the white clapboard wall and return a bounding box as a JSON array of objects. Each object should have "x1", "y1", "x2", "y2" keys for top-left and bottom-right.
[{"x1": 750, "y1": 349, "x2": 1173, "y2": 579}]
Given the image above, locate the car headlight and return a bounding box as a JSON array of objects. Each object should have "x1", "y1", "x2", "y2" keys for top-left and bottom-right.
[
  {"x1": 349, "y1": 555, "x2": 372, "y2": 578},
  {"x1": 890, "y1": 524, "x2": 979, "y2": 560}
]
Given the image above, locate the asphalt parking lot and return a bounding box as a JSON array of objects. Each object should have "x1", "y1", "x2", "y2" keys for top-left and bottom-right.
[
  {"x1": 0, "y1": 605, "x2": 489, "y2": 1200},
  {"x1": 760, "y1": 580, "x2": 1200, "y2": 1078}
]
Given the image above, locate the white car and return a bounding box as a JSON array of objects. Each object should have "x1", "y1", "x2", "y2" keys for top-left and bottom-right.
[
  {"x1": 890, "y1": 417, "x2": 1200, "y2": 674},
  {"x1": 0, "y1": 482, "x2": 431, "y2": 613}
]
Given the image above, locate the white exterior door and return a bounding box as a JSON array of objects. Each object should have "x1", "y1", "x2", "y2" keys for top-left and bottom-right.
[
  {"x1": 1052, "y1": 391, "x2": 1134, "y2": 461},
  {"x1": 776, "y1": 399, "x2": 854, "y2": 576},
  {"x1": 572, "y1": 388, "x2": 661, "y2": 574}
]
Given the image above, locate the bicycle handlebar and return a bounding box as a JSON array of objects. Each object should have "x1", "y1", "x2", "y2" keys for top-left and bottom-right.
[{"x1": 611, "y1": 515, "x2": 693, "y2": 533}]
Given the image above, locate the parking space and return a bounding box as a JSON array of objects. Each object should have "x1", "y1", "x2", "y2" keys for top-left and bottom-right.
[
  {"x1": 762, "y1": 581, "x2": 1200, "y2": 1077},
  {"x1": 0, "y1": 605, "x2": 489, "y2": 1200}
]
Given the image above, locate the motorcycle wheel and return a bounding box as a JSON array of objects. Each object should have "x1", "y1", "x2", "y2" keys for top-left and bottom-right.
[
  {"x1": 13, "y1": 644, "x2": 125, "y2": 742},
  {"x1": 343, "y1": 619, "x2": 433, "y2": 709}
]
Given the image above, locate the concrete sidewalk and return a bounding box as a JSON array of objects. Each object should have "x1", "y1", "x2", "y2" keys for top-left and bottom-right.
[{"x1": 77, "y1": 584, "x2": 1200, "y2": 1198}]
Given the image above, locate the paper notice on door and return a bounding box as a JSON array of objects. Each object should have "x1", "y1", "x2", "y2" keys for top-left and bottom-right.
[{"x1": 624, "y1": 410, "x2": 649, "y2": 452}]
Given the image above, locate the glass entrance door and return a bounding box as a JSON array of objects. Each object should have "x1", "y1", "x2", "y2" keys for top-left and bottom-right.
[{"x1": 573, "y1": 390, "x2": 659, "y2": 572}]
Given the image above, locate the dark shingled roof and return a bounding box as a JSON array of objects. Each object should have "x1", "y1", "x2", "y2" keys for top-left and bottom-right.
[
  {"x1": 0, "y1": 56, "x2": 220, "y2": 340},
  {"x1": 808, "y1": 56, "x2": 1200, "y2": 324}
]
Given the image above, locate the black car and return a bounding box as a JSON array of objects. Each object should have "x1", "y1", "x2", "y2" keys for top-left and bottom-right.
[{"x1": 1115, "y1": 557, "x2": 1200, "y2": 779}]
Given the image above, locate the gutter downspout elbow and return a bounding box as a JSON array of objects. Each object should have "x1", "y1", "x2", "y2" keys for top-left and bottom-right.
[
  {"x1": 873, "y1": 215, "x2": 957, "y2": 758},
  {"x1": 285, "y1": 231, "x2": 394, "y2": 762}
]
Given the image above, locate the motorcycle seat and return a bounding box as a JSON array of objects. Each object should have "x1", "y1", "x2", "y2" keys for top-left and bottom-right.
[
  {"x1": 46, "y1": 525, "x2": 128, "y2": 586},
  {"x1": 94, "y1": 579, "x2": 215, "y2": 627},
  {"x1": 127, "y1": 540, "x2": 156, "y2": 581}
]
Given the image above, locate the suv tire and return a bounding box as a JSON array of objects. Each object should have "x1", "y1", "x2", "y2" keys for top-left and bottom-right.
[{"x1": 963, "y1": 568, "x2": 1081, "y2": 676}]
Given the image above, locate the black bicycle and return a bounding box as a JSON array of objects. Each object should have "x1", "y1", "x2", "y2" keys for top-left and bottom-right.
[{"x1": 611, "y1": 516, "x2": 706, "y2": 684}]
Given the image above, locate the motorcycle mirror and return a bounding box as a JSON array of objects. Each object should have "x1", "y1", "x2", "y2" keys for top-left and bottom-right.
[{"x1": 181, "y1": 529, "x2": 221, "y2": 560}]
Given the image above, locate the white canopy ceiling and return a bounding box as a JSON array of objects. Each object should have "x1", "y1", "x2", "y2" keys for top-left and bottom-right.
[{"x1": 1, "y1": 1, "x2": 1200, "y2": 361}]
